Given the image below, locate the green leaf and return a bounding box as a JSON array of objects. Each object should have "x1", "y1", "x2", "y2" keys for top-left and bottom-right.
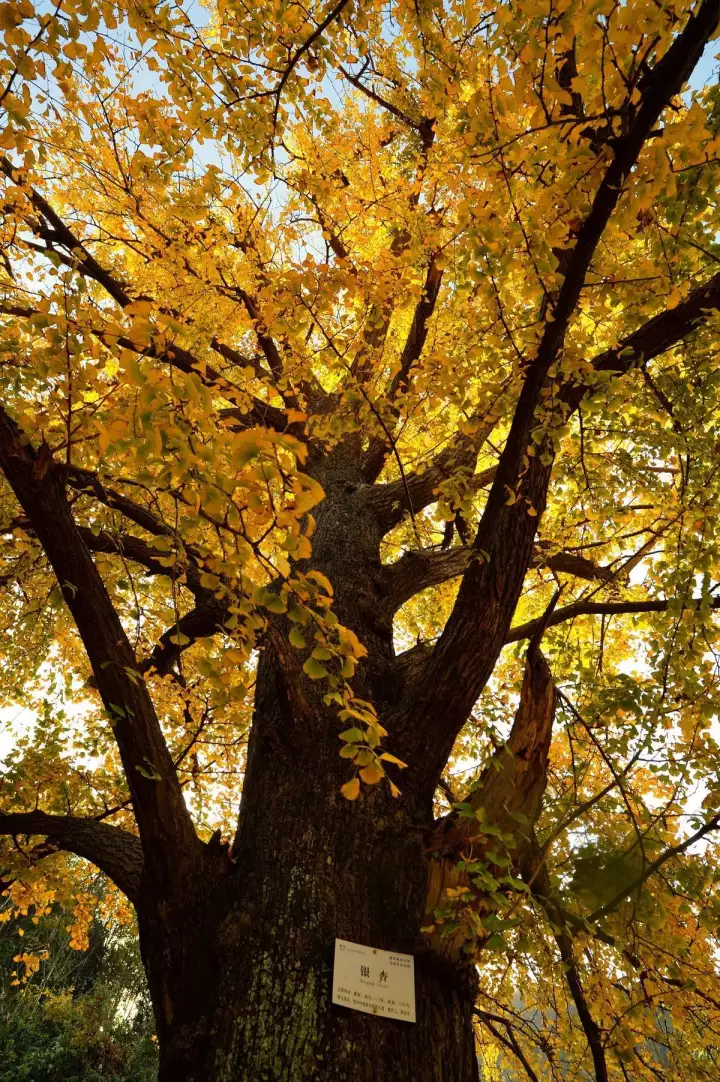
[
  {"x1": 303, "y1": 657, "x2": 329, "y2": 679},
  {"x1": 288, "y1": 605, "x2": 311, "y2": 624},
  {"x1": 135, "y1": 761, "x2": 162, "y2": 781}
]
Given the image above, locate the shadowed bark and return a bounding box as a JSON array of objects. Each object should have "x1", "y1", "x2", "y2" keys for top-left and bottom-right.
[
  {"x1": 425, "y1": 647, "x2": 556, "y2": 961},
  {"x1": 0, "y1": 812, "x2": 143, "y2": 903}
]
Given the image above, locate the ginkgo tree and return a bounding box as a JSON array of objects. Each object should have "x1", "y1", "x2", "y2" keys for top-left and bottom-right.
[{"x1": 1, "y1": 0, "x2": 720, "y2": 1079}]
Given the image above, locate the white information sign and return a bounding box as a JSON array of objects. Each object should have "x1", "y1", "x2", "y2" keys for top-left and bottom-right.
[{"x1": 332, "y1": 938, "x2": 416, "y2": 1022}]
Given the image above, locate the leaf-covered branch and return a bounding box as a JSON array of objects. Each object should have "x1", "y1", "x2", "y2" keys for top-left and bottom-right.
[
  {"x1": 387, "y1": 257, "x2": 444, "y2": 400},
  {"x1": 507, "y1": 595, "x2": 720, "y2": 644},
  {"x1": 382, "y1": 543, "x2": 611, "y2": 614},
  {"x1": 0, "y1": 406, "x2": 200, "y2": 881},
  {"x1": 0, "y1": 299, "x2": 295, "y2": 428},
  {"x1": 553, "y1": 925, "x2": 609, "y2": 1082},
  {"x1": 589, "y1": 269, "x2": 720, "y2": 382},
  {"x1": 588, "y1": 810, "x2": 720, "y2": 924},
  {"x1": 474, "y1": 1011, "x2": 541, "y2": 1082},
  {"x1": 399, "y1": 0, "x2": 720, "y2": 776},
  {"x1": 360, "y1": 256, "x2": 446, "y2": 480},
  {"x1": 369, "y1": 445, "x2": 497, "y2": 534},
  {"x1": 0, "y1": 156, "x2": 133, "y2": 308},
  {"x1": 0, "y1": 811, "x2": 143, "y2": 904},
  {"x1": 63, "y1": 467, "x2": 177, "y2": 537},
  {"x1": 425, "y1": 647, "x2": 556, "y2": 957},
  {"x1": 3, "y1": 515, "x2": 207, "y2": 595}
]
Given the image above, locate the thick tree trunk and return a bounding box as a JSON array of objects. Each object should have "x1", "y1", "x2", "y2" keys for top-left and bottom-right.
[
  {"x1": 139, "y1": 646, "x2": 479, "y2": 1082},
  {"x1": 140, "y1": 727, "x2": 479, "y2": 1081}
]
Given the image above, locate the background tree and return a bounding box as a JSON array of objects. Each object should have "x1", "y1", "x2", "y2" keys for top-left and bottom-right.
[{"x1": 1, "y1": 0, "x2": 720, "y2": 1079}]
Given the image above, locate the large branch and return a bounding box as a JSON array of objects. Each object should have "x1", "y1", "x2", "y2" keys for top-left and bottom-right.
[
  {"x1": 506, "y1": 595, "x2": 720, "y2": 644},
  {"x1": 382, "y1": 542, "x2": 611, "y2": 614},
  {"x1": 0, "y1": 811, "x2": 143, "y2": 904},
  {"x1": 64, "y1": 466, "x2": 247, "y2": 582},
  {"x1": 0, "y1": 407, "x2": 200, "y2": 884},
  {"x1": 359, "y1": 257, "x2": 445, "y2": 481},
  {"x1": 218, "y1": 401, "x2": 297, "y2": 433},
  {"x1": 397, "y1": 0, "x2": 720, "y2": 781},
  {"x1": 77, "y1": 523, "x2": 227, "y2": 677},
  {"x1": 75, "y1": 525, "x2": 202, "y2": 585},
  {"x1": 396, "y1": 592, "x2": 720, "y2": 700},
  {"x1": 57, "y1": 477, "x2": 229, "y2": 675},
  {"x1": 0, "y1": 156, "x2": 132, "y2": 308},
  {"x1": 388, "y1": 257, "x2": 444, "y2": 399},
  {"x1": 436, "y1": 646, "x2": 556, "y2": 849},
  {"x1": 370, "y1": 263, "x2": 720, "y2": 540},
  {"x1": 66, "y1": 466, "x2": 244, "y2": 587},
  {"x1": 425, "y1": 646, "x2": 556, "y2": 960},
  {"x1": 75, "y1": 529, "x2": 226, "y2": 670},
  {"x1": 140, "y1": 598, "x2": 229, "y2": 676},
  {"x1": 369, "y1": 443, "x2": 497, "y2": 534}
]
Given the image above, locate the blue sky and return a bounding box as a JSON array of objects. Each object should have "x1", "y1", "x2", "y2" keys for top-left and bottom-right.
[{"x1": 688, "y1": 39, "x2": 719, "y2": 91}]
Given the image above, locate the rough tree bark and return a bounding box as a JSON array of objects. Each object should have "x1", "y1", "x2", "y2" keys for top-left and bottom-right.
[
  {"x1": 1, "y1": 4, "x2": 720, "y2": 1080},
  {"x1": 135, "y1": 455, "x2": 484, "y2": 1082}
]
